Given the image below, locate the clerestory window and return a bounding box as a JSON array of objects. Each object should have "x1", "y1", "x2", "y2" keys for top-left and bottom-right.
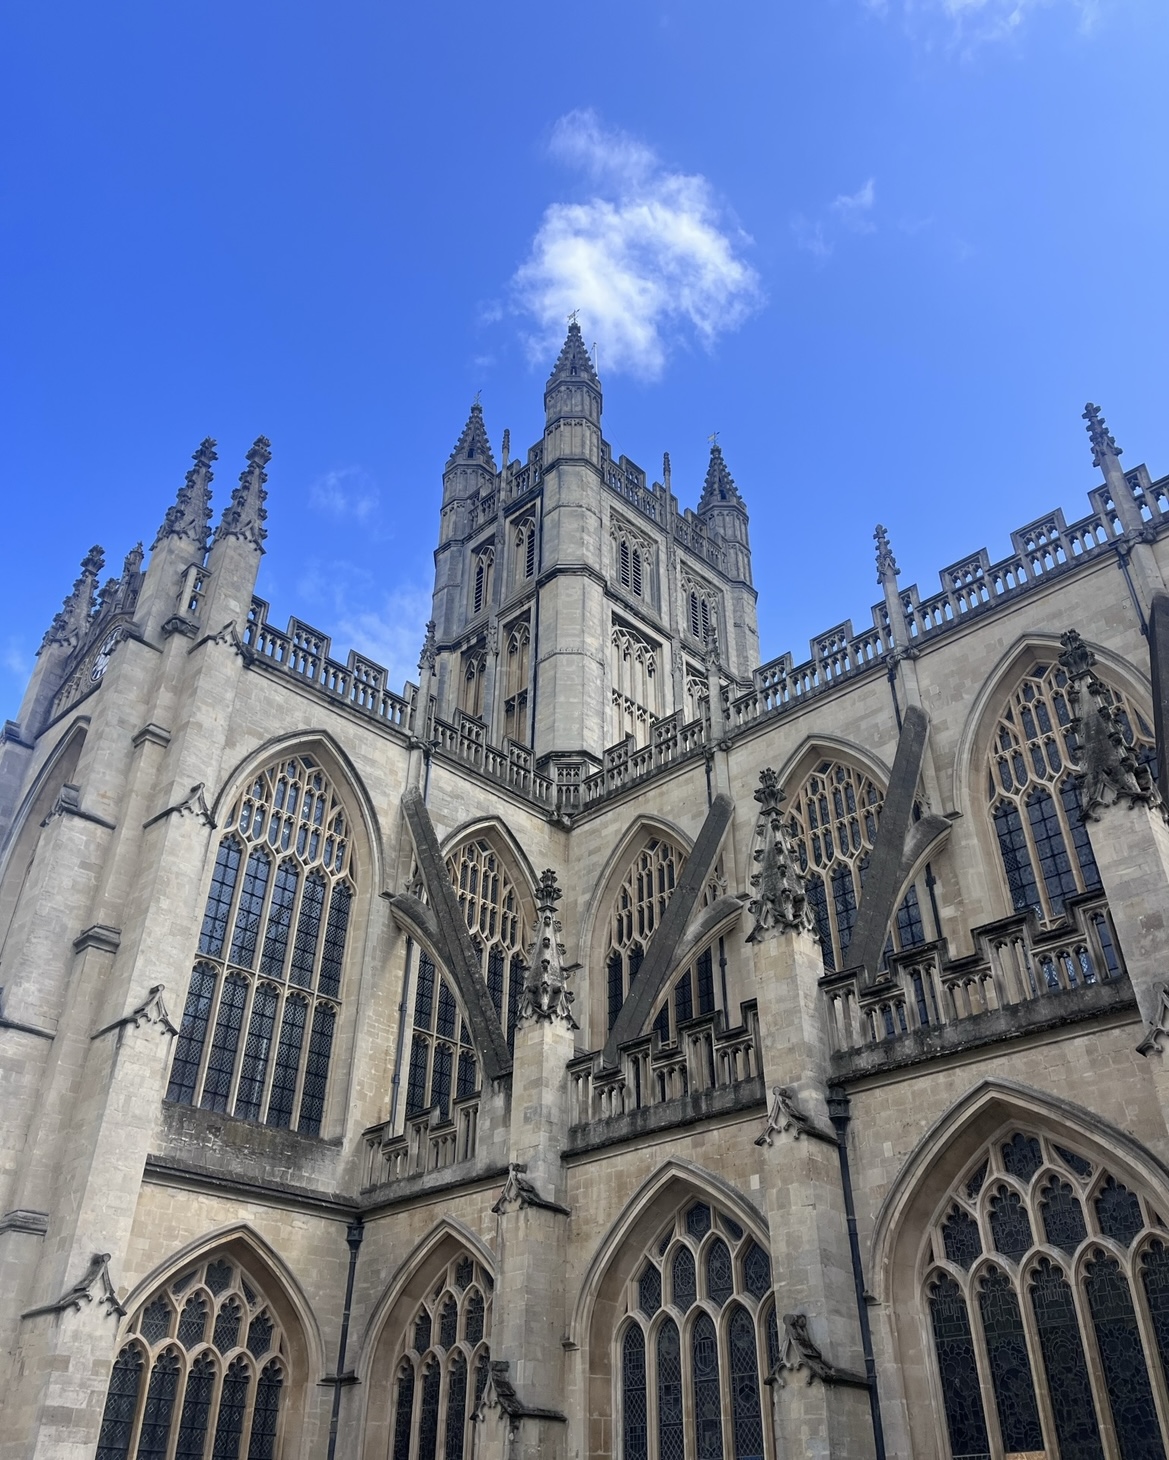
[
  {"x1": 471, "y1": 545, "x2": 495, "y2": 617},
  {"x1": 167, "y1": 755, "x2": 353, "y2": 1137}
]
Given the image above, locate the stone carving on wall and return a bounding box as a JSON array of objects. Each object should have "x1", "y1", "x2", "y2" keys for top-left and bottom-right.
[
  {"x1": 754, "y1": 1085, "x2": 835, "y2": 1147},
  {"x1": 1059, "y1": 629, "x2": 1163, "y2": 820},
  {"x1": 774, "y1": 1312, "x2": 868, "y2": 1389},
  {"x1": 746, "y1": 768, "x2": 817, "y2": 942},
  {"x1": 1137, "y1": 983, "x2": 1169, "y2": 1057},
  {"x1": 518, "y1": 869, "x2": 576, "y2": 1027},
  {"x1": 490, "y1": 1161, "x2": 567, "y2": 1216},
  {"x1": 23, "y1": 1252, "x2": 125, "y2": 1320},
  {"x1": 94, "y1": 984, "x2": 179, "y2": 1041}
]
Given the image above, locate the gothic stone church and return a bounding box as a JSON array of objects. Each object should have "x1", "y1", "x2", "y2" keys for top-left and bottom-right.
[{"x1": 6, "y1": 325, "x2": 1169, "y2": 1460}]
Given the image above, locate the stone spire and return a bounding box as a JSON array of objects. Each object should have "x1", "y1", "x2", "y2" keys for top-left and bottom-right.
[
  {"x1": 1084, "y1": 402, "x2": 1122, "y2": 472},
  {"x1": 214, "y1": 438, "x2": 270, "y2": 549},
  {"x1": 1084, "y1": 402, "x2": 1149, "y2": 543},
  {"x1": 745, "y1": 768, "x2": 817, "y2": 942},
  {"x1": 152, "y1": 438, "x2": 216, "y2": 551},
  {"x1": 40, "y1": 546, "x2": 104, "y2": 651},
  {"x1": 874, "y1": 524, "x2": 899, "y2": 585},
  {"x1": 446, "y1": 400, "x2": 497, "y2": 472},
  {"x1": 546, "y1": 319, "x2": 599, "y2": 390},
  {"x1": 698, "y1": 440, "x2": 743, "y2": 512}
]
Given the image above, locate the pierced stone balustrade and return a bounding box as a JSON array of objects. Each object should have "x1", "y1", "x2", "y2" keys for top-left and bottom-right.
[
  {"x1": 362, "y1": 1094, "x2": 480, "y2": 1190},
  {"x1": 823, "y1": 896, "x2": 1131, "y2": 1076}
]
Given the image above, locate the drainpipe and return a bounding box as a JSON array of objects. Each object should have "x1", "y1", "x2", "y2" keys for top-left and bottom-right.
[
  {"x1": 827, "y1": 1087, "x2": 886, "y2": 1460},
  {"x1": 326, "y1": 1219, "x2": 365, "y2": 1460}
]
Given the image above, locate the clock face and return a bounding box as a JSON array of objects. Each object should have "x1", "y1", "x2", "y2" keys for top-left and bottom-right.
[{"x1": 90, "y1": 632, "x2": 119, "y2": 683}]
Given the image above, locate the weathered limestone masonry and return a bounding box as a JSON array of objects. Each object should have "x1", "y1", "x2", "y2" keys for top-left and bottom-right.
[{"x1": 4, "y1": 332, "x2": 1169, "y2": 1460}]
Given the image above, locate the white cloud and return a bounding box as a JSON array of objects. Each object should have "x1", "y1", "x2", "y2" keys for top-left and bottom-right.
[
  {"x1": 864, "y1": 0, "x2": 1103, "y2": 46},
  {"x1": 832, "y1": 178, "x2": 877, "y2": 233},
  {"x1": 295, "y1": 561, "x2": 432, "y2": 693},
  {"x1": 308, "y1": 467, "x2": 380, "y2": 523},
  {"x1": 791, "y1": 216, "x2": 833, "y2": 261},
  {"x1": 511, "y1": 110, "x2": 762, "y2": 380}
]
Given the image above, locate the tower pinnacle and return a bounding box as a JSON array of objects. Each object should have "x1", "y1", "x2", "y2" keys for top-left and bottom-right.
[
  {"x1": 152, "y1": 438, "x2": 216, "y2": 551},
  {"x1": 546, "y1": 320, "x2": 599, "y2": 389},
  {"x1": 874, "y1": 524, "x2": 899, "y2": 584},
  {"x1": 446, "y1": 401, "x2": 497, "y2": 472},
  {"x1": 214, "y1": 438, "x2": 270, "y2": 550},
  {"x1": 698, "y1": 441, "x2": 743, "y2": 513},
  {"x1": 1084, "y1": 402, "x2": 1122, "y2": 470},
  {"x1": 41, "y1": 546, "x2": 104, "y2": 651}
]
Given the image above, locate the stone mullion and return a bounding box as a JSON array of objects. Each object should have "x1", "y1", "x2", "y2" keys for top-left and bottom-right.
[
  {"x1": 227, "y1": 972, "x2": 262, "y2": 1118},
  {"x1": 1067, "y1": 1259, "x2": 1125, "y2": 1460},
  {"x1": 255, "y1": 980, "x2": 290, "y2": 1126},
  {"x1": 962, "y1": 1263, "x2": 1009, "y2": 1460},
  {"x1": 191, "y1": 964, "x2": 232, "y2": 1111},
  {"x1": 1127, "y1": 1244, "x2": 1169, "y2": 1444}
]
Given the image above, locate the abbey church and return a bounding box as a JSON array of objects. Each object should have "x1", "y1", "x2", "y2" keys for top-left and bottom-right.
[{"x1": 6, "y1": 321, "x2": 1169, "y2": 1460}]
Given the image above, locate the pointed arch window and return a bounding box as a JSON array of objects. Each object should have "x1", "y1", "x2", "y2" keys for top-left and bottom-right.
[
  {"x1": 785, "y1": 759, "x2": 934, "y2": 973},
  {"x1": 471, "y1": 545, "x2": 495, "y2": 616},
  {"x1": 95, "y1": 1254, "x2": 287, "y2": 1460},
  {"x1": 459, "y1": 649, "x2": 487, "y2": 721},
  {"x1": 986, "y1": 660, "x2": 1153, "y2": 920},
  {"x1": 615, "y1": 529, "x2": 649, "y2": 599},
  {"x1": 618, "y1": 1200, "x2": 774, "y2": 1460},
  {"x1": 167, "y1": 755, "x2": 353, "y2": 1136},
  {"x1": 922, "y1": 1127, "x2": 1169, "y2": 1458},
  {"x1": 683, "y1": 575, "x2": 719, "y2": 654},
  {"x1": 503, "y1": 620, "x2": 531, "y2": 746},
  {"x1": 605, "y1": 835, "x2": 686, "y2": 1034},
  {"x1": 389, "y1": 1254, "x2": 493, "y2": 1460},
  {"x1": 611, "y1": 622, "x2": 660, "y2": 749},
  {"x1": 513, "y1": 516, "x2": 537, "y2": 585}
]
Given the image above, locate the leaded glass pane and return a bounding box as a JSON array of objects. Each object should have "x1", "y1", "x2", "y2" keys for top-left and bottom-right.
[
  {"x1": 266, "y1": 995, "x2": 307, "y2": 1128},
  {"x1": 289, "y1": 871, "x2": 325, "y2": 989},
  {"x1": 246, "y1": 1361, "x2": 283, "y2": 1460},
  {"x1": 1096, "y1": 1176, "x2": 1145, "y2": 1248},
  {"x1": 137, "y1": 1348, "x2": 182, "y2": 1460},
  {"x1": 414, "y1": 1308, "x2": 432, "y2": 1354},
  {"x1": 928, "y1": 1274, "x2": 990, "y2": 1460},
  {"x1": 671, "y1": 1247, "x2": 696, "y2": 1312},
  {"x1": 721, "y1": 1215, "x2": 744, "y2": 1241},
  {"x1": 230, "y1": 848, "x2": 270, "y2": 970},
  {"x1": 978, "y1": 1268, "x2": 1043, "y2": 1453},
  {"x1": 140, "y1": 1296, "x2": 174, "y2": 1344},
  {"x1": 638, "y1": 1263, "x2": 661, "y2": 1318},
  {"x1": 392, "y1": 1364, "x2": 415, "y2": 1460},
  {"x1": 201, "y1": 974, "x2": 248, "y2": 1113},
  {"x1": 297, "y1": 1002, "x2": 335, "y2": 1136},
  {"x1": 168, "y1": 965, "x2": 217, "y2": 1104},
  {"x1": 177, "y1": 1295, "x2": 208, "y2": 1349},
  {"x1": 465, "y1": 1290, "x2": 485, "y2": 1345},
  {"x1": 200, "y1": 840, "x2": 242, "y2": 957},
  {"x1": 318, "y1": 882, "x2": 351, "y2": 999},
  {"x1": 246, "y1": 1311, "x2": 274, "y2": 1360},
  {"x1": 1027, "y1": 788, "x2": 1080, "y2": 907},
  {"x1": 656, "y1": 1319, "x2": 684, "y2": 1460},
  {"x1": 692, "y1": 1311, "x2": 723, "y2": 1460},
  {"x1": 1041, "y1": 1177, "x2": 1088, "y2": 1255},
  {"x1": 686, "y1": 1203, "x2": 712, "y2": 1239},
  {"x1": 706, "y1": 1238, "x2": 733, "y2": 1307},
  {"x1": 1085, "y1": 1250, "x2": 1165, "y2": 1460},
  {"x1": 941, "y1": 1205, "x2": 982, "y2": 1269},
  {"x1": 174, "y1": 1352, "x2": 216, "y2": 1460},
  {"x1": 439, "y1": 1296, "x2": 458, "y2": 1350},
  {"x1": 418, "y1": 1361, "x2": 441, "y2": 1460},
  {"x1": 406, "y1": 1034, "x2": 429, "y2": 1118},
  {"x1": 234, "y1": 982, "x2": 278, "y2": 1121},
  {"x1": 989, "y1": 1186, "x2": 1033, "y2": 1263},
  {"x1": 966, "y1": 1161, "x2": 988, "y2": 1200},
  {"x1": 728, "y1": 1305, "x2": 764, "y2": 1460},
  {"x1": 994, "y1": 801, "x2": 1041, "y2": 911},
  {"x1": 743, "y1": 1241, "x2": 771, "y2": 1300},
  {"x1": 445, "y1": 1353, "x2": 467, "y2": 1460},
  {"x1": 1056, "y1": 1144, "x2": 1094, "y2": 1180},
  {"x1": 214, "y1": 1297, "x2": 242, "y2": 1354},
  {"x1": 95, "y1": 1344, "x2": 144, "y2": 1460},
  {"x1": 259, "y1": 861, "x2": 298, "y2": 980},
  {"x1": 211, "y1": 1355, "x2": 250, "y2": 1459},
  {"x1": 455, "y1": 1258, "x2": 473, "y2": 1291},
  {"x1": 622, "y1": 1326, "x2": 648, "y2": 1460},
  {"x1": 1030, "y1": 1258, "x2": 1104, "y2": 1458},
  {"x1": 1001, "y1": 1132, "x2": 1043, "y2": 1183},
  {"x1": 206, "y1": 1261, "x2": 233, "y2": 1295}
]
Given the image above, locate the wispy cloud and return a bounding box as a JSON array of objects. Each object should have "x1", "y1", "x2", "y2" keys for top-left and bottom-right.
[
  {"x1": 296, "y1": 561, "x2": 432, "y2": 692},
  {"x1": 863, "y1": 0, "x2": 1103, "y2": 47},
  {"x1": 791, "y1": 216, "x2": 833, "y2": 261},
  {"x1": 832, "y1": 177, "x2": 877, "y2": 233},
  {"x1": 510, "y1": 110, "x2": 762, "y2": 380},
  {"x1": 308, "y1": 467, "x2": 380, "y2": 523}
]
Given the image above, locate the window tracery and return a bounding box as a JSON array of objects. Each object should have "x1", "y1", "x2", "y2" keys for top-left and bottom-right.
[
  {"x1": 503, "y1": 620, "x2": 530, "y2": 746},
  {"x1": 389, "y1": 1254, "x2": 493, "y2": 1460},
  {"x1": 923, "y1": 1126, "x2": 1169, "y2": 1458},
  {"x1": 95, "y1": 1255, "x2": 287, "y2": 1460},
  {"x1": 785, "y1": 759, "x2": 931, "y2": 973},
  {"x1": 471, "y1": 545, "x2": 494, "y2": 617},
  {"x1": 605, "y1": 836, "x2": 685, "y2": 1034},
  {"x1": 612, "y1": 622, "x2": 660, "y2": 748},
  {"x1": 614, "y1": 522, "x2": 652, "y2": 601},
  {"x1": 682, "y1": 575, "x2": 719, "y2": 654},
  {"x1": 618, "y1": 1199, "x2": 773, "y2": 1460},
  {"x1": 167, "y1": 755, "x2": 352, "y2": 1136},
  {"x1": 459, "y1": 650, "x2": 487, "y2": 720},
  {"x1": 513, "y1": 517, "x2": 537, "y2": 585},
  {"x1": 405, "y1": 839, "x2": 528, "y2": 1121},
  {"x1": 987, "y1": 660, "x2": 1153, "y2": 920}
]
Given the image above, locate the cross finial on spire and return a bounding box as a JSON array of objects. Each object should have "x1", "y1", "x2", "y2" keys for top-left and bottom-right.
[
  {"x1": 874, "y1": 524, "x2": 899, "y2": 583},
  {"x1": 708, "y1": 431, "x2": 719, "y2": 446},
  {"x1": 1084, "y1": 402, "x2": 1122, "y2": 469},
  {"x1": 474, "y1": 388, "x2": 482, "y2": 406},
  {"x1": 567, "y1": 309, "x2": 580, "y2": 326}
]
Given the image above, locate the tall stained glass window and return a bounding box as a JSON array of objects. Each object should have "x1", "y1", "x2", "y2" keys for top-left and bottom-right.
[
  {"x1": 619, "y1": 1199, "x2": 773, "y2": 1459},
  {"x1": 923, "y1": 1127, "x2": 1169, "y2": 1457},
  {"x1": 94, "y1": 1254, "x2": 287, "y2": 1460},
  {"x1": 167, "y1": 754, "x2": 353, "y2": 1136}
]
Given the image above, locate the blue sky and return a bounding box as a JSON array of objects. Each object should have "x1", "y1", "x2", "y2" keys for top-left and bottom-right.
[{"x1": 3, "y1": 0, "x2": 1167, "y2": 715}]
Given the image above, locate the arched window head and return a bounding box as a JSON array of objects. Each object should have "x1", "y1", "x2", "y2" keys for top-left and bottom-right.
[
  {"x1": 616, "y1": 532, "x2": 647, "y2": 598},
  {"x1": 987, "y1": 660, "x2": 1153, "y2": 920},
  {"x1": 471, "y1": 545, "x2": 495, "y2": 616},
  {"x1": 503, "y1": 621, "x2": 531, "y2": 746},
  {"x1": 389, "y1": 1253, "x2": 493, "y2": 1460},
  {"x1": 605, "y1": 836, "x2": 685, "y2": 1034},
  {"x1": 168, "y1": 754, "x2": 354, "y2": 1136},
  {"x1": 618, "y1": 1198, "x2": 772, "y2": 1460},
  {"x1": 95, "y1": 1253, "x2": 288, "y2": 1460},
  {"x1": 684, "y1": 577, "x2": 719, "y2": 653},
  {"x1": 512, "y1": 517, "x2": 537, "y2": 585},
  {"x1": 459, "y1": 651, "x2": 487, "y2": 720},
  {"x1": 922, "y1": 1126, "x2": 1169, "y2": 1458},
  {"x1": 785, "y1": 758, "x2": 932, "y2": 973}
]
